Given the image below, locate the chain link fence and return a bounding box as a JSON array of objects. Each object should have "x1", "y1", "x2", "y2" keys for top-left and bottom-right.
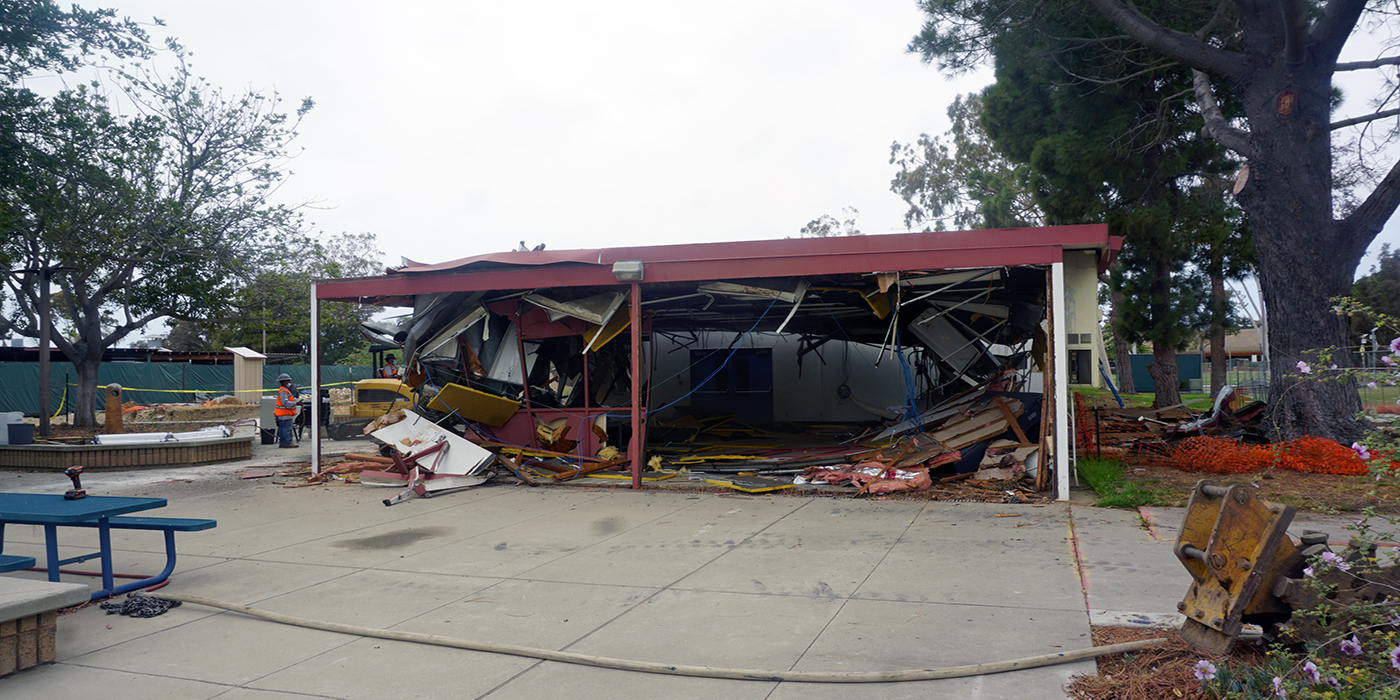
[{"x1": 1208, "y1": 345, "x2": 1400, "y2": 408}]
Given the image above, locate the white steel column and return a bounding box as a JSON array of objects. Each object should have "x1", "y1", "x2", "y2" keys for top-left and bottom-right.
[
  {"x1": 1052, "y1": 262, "x2": 1070, "y2": 500},
  {"x1": 310, "y1": 283, "x2": 321, "y2": 474}
]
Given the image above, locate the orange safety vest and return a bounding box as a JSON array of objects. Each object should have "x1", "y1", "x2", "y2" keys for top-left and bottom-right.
[
  {"x1": 275, "y1": 385, "x2": 297, "y2": 417},
  {"x1": 381, "y1": 362, "x2": 398, "y2": 378}
]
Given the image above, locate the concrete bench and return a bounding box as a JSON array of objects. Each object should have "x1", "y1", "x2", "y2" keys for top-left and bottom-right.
[{"x1": 0, "y1": 577, "x2": 88, "y2": 676}]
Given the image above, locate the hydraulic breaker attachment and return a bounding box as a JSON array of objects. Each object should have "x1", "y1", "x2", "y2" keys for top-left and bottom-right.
[{"x1": 1175, "y1": 481, "x2": 1303, "y2": 654}]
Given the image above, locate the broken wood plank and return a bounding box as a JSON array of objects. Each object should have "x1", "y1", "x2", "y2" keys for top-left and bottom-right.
[
  {"x1": 552, "y1": 458, "x2": 630, "y2": 481},
  {"x1": 480, "y1": 442, "x2": 607, "y2": 462},
  {"x1": 343, "y1": 452, "x2": 396, "y2": 464},
  {"x1": 994, "y1": 397, "x2": 1031, "y2": 444}
]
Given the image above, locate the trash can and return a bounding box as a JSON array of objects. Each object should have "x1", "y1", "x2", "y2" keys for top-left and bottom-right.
[
  {"x1": 0, "y1": 412, "x2": 20, "y2": 445},
  {"x1": 1187, "y1": 378, "x2": 1204, "y2": 393},
  {"x1": 7, "y1": 423, "x2": 33, "y2": 446}
]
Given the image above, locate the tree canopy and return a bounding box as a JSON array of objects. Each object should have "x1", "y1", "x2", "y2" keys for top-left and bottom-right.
[
  {"x1": 911, "y1": 0, "x2": 1400, "y2": 441},
  {"x1": 798, "y1": 206, "x2": 862, "y2": 237},
  {"x1": 0, "y1": 38, "x2": 314, "y2": 424},
  {"x1": 889, "y1": 93, "x2": 1041, "y2": 231},
  {"x1": 902, "y1": 5, "x2": 1250, "y2": 407},
  {"x1": 202, "y1": 232, "x2": 385, "y2": 364}
]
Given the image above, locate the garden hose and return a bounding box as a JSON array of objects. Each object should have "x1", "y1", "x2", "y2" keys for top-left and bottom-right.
[{"x1": 153, "y1": 592, "x2": 1165, "y2": 683}]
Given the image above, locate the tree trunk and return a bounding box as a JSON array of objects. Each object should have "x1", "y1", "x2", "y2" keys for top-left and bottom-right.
[
  {"x1": 1147, "y1": 343, "x2": 1181, "y2": 408},
  {"x1": 1109, "y1": 287, "x2": 1137, "y2": 394},
  {"x1": 73, "y1": 359, "x2": 99, "y2": 427},
  {"x1": 1209, "y1": 264, "x2": 1227, "y2": 398},
  {"x1": 1234, "y1": 67, "x2": 1367, "y2": 443}
]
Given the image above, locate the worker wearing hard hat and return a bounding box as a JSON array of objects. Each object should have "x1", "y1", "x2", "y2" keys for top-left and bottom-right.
[
  {"x1": 380, "y1": 354, "x2": 400, "y2": 379},
  {"x1": 274, "y1": 373, "x2": 298, "y2": 448}
]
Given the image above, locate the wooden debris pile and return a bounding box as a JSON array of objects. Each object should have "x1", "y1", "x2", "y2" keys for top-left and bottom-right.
[
  {"x1": 799, "y1": 434, "x2": 956, "y2": 495},
  {"x1": 1074, "y1": 387, "x2": 1270, "y2": 462}
]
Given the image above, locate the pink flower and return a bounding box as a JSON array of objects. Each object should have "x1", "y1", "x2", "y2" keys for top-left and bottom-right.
[
  {"x1": 1303, "y1": 660, "x2": 1320, "y2": 682},
  {"x1": 1297, "y1": 361, "x2": 1312, "y2": 373},
  {"x1": 1384, "y1": 355, "x2": 1396, "y2": 366},
  {"x1": 1272, "y1": 675, "x2": 1286, "y2": 697},
  {"x1": 1340, "y1": 635, "x2": 1362, "y2": 656},
  {"x1": 1369, "y1": 381, "x2": 1379, "y2": 389},
  {"x1": 1303, "y1": 566, "x2": 1315, "y2": 577},
  {"x1": 1321, "y1": 551, "x2": 1352, "y2": 572},
  {"x1": 1391, "y1": 645, "x2": 1400, "y2": 670},
  {"x1": 1193, "y1": 659, "x2": 1217, "y2": 681},
  {"x1": 1390, "y1": 337, "x2": 1400, "y2": 354},
  {"x1": 1326, "y1": 677, "x2": 1341, "y2": 690},
  {"x1": 1353, "y1": 442, "x2": 1372, "y2": 460}
]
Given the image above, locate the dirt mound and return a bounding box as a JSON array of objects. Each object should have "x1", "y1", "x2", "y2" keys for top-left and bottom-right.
[{"x1": 129, "y1": 403, "x2": 258, "y2": 423}]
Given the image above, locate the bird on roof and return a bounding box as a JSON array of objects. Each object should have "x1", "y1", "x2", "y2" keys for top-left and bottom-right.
[
  {"x1": 516, "y1": 241, "x2": 528, "y2": 252},
  {"x1": 532, "y1": 243, "x2": 546, "y2": 251}
]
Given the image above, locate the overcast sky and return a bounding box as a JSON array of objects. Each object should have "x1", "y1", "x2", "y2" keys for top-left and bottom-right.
[
  {"x1": 56, "y1": 1, "x2": 988, "y2": 267},
  {"x1": 28, "y1": 1, "x2": 1400, "y2": 280}
]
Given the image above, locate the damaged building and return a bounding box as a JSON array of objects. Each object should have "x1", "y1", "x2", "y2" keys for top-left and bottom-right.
[{"x1": 307, "y1": 225, "x2": 1119, "y2": 501}]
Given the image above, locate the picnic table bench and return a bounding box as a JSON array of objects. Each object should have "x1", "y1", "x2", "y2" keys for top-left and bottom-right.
[
  {"x1": 0, "y1": 493, "x2": 216, "y2": 601},
  {"x1": 0, "y1": 555, "x2": 36, "y2": 573}
]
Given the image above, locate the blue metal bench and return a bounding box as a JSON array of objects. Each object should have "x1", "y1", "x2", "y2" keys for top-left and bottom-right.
[
  {"x1": 35, "y1": 516, "x2": 216, "y2": 598},
  {"x1": 0, "y1": 554, "x2": 36, "y2": 573},
  {"x1": 67, "y1": 517, "x2": 217, "y2": 532}
]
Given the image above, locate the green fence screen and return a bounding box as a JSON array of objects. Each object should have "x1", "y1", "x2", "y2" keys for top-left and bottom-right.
[{"x1": 0, "y1": 363, "x2": 373, "y2": 416}]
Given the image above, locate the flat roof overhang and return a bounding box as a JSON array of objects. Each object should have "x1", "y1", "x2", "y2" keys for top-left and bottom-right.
[
  {"x1": 314, "y1": 225, "x2": 1118, "y2": 303},
  {"x1": 306, "y1": 223, "x2": 1117, "y2": 501}
]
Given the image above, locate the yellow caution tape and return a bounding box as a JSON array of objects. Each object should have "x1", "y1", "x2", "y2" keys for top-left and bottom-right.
[{"x1": 59, "y1": 380, "x2": 362, "y2": 395}]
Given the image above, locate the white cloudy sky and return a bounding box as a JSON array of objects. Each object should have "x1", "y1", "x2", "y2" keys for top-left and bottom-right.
[
  {"x1": 28, "y1": 1, "x2": 1400, "y2": 279},
  {"x1": 68, "y1": 0, "x2": 988, "y2": 266}
]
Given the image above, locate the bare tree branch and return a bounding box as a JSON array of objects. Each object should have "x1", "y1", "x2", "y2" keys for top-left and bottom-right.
[
  {"x1": 1335, "y1": 55, "x2": 1400, "y2": 71},
  {"x1": 1331, "y1": 108, "x2": 1400, "y2": 130},
  {"x1": 1194, "y1": 0, "x2": 1232, "y2": 40},
  {"x1": 1082, "y1": 0, "x2": 1247, "y2": 78},
  {"x1": 1193, "y1": 70, "x2": 1257, "y2": 158},
  {"x1": 1342, "y1": 156, "x2": 1400, "y2": 251},
  {"x1": 1308, "y1": 0, "x2": 1369, "y2": 67}
]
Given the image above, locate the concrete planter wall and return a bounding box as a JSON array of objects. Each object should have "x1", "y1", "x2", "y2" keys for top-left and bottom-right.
[{"x1": 0, "y1": 436, "x2": 254, "y2": 471}]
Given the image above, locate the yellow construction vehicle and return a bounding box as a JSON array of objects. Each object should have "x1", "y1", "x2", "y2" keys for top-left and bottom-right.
[{"x1": 326, "y1": 345, "x2": 417, "y2": 440}]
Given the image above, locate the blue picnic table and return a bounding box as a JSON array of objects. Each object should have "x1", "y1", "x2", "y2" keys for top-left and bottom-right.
[{"x1": 0, "y1": 493, "x2": 214, "y2": 601}]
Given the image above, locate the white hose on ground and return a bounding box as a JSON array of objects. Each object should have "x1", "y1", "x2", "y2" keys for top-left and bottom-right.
[{"x1": 153, "y1": 592, "x2": 1166, "y2": 683}]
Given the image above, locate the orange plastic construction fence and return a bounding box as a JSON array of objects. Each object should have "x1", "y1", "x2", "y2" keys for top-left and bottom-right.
[
  {"x1": 1132, "y1": 435, "x2": 1370, "y2": 476},
  {"x1": 1074, "y1": 395, "x2": 1372, "y2": 477}
]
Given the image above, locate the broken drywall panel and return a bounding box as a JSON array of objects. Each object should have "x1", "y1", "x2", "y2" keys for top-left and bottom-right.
[
  {"x1": 697, "y1": 281, "x2": 802, "y2": 303},
  {"x1": 419, "y1": 305, "x2": 488, "y2": 359},
  {"x1": 524, "y1": 291, "x2": 626, "y2": 326},
  {"x1": 369, "y1": 410, "x2": 495, "y2": 476}
]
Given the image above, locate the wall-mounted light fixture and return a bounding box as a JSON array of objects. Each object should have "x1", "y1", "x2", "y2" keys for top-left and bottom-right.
[{"x1": 612, "y1": 260, "x2": 644, "y2": 282}]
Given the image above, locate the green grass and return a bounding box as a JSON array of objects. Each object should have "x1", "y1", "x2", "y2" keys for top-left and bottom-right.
[
  {"x1": 1072, "y1": 386, "x2": 1214, "y2": 411},
  {"x1": 1076, "y1": 456, "x2": 1164, "y2": 509}
]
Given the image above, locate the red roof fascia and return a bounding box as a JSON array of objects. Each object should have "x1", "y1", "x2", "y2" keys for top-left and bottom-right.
[{"x1": 316, "y1": 224, "x2": 1108, "y2": 302}]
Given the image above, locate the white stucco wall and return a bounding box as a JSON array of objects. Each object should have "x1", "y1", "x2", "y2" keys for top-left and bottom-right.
[
  {"x1": 1063, "y1": 250, "x2": 1102, "y2": 388},
  {"x1": 648, "y1": 332, "x2": 910, "y2": 422}
]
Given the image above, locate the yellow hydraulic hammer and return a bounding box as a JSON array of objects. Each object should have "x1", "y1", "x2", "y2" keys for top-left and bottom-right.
[{"x1": 1174, "y1": 481, "x2": 1303, "y2": 654}]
